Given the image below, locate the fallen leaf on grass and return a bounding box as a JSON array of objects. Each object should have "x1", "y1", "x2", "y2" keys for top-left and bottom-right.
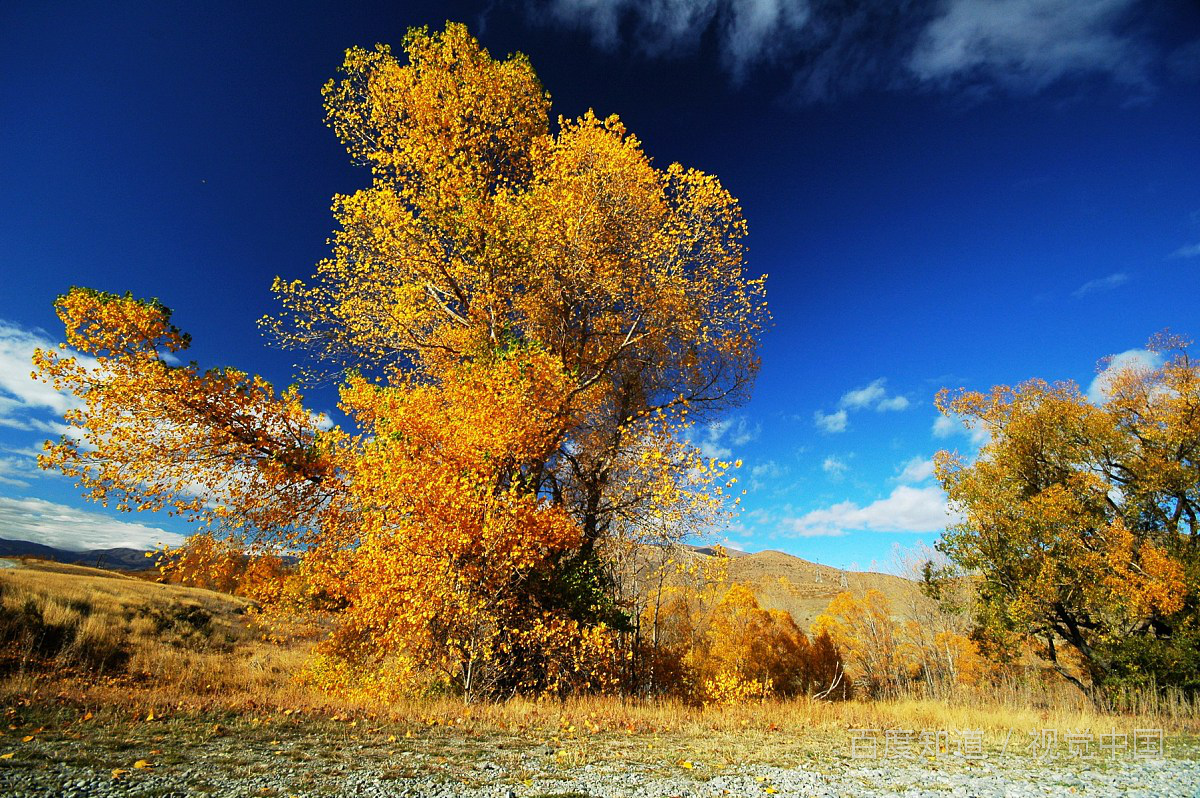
[
  {"x1": 133, "y1": 759, "x2": 153, "y2": 770},
  {"x1": 0, "y1": 753, "x2": 14, "y2": 760},
  {"x1": 20, "y1": 736, "x2": 33, "y2": 743},
  {"x1": 111, "y1": 768, "x2": 129, "y2": 779}
]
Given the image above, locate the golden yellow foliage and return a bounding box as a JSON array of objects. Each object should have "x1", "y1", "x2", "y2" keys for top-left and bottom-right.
[
  {"x1": 935, "y1": 333, "x2": 1198, "y2": 690},
  {"x1": 32, "y1": 24, "x2": 768, "y2": 700}
]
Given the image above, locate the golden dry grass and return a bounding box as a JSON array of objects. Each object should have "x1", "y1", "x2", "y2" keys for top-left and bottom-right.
[{"x1": 1, "y1": 557, "x2": 1197, "y2": 751}]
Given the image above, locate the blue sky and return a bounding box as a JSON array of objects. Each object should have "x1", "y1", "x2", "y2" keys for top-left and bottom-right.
[{"x1": 1, "y1": 0, "x2": 1197, "y2": 569}]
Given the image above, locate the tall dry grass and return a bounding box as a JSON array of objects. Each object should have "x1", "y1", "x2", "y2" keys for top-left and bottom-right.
[{"x1": 1, "y1": 559, "x2": 1197, "y2": 741}]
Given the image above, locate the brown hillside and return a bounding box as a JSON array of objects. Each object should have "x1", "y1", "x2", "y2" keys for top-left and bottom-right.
[{"x1": 723, "y1": 549, "x2": 923, "y2": 629}]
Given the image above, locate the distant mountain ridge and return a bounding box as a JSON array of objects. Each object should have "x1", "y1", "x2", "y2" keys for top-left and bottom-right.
[
  {"x1": 0, "y1": 538, "x2": 153, "y2": 571},
  {"x1": 0, "y1": 537, "x2": 918, "y2": 625}
]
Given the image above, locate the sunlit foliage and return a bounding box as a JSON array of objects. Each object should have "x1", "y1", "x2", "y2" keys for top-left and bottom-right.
[
  {"x1": 813, "y1": 589, "x2": 985, "y2": 698},
  {"x1": 32, "y1": 24, "x2": 767, "y2": 701},
  {"x1": 935, "y1": 334, "x2": 1200, "y2": 693}
]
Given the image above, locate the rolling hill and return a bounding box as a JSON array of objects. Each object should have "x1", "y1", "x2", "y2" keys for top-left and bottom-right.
[
  {"x1": 723, "y1": 549, "x2": 922, "y2": 628},
  {"x1": 0, "y1": 536, "x2": 920, "y2": 626},
  {"x1": 0, "y1": 537, "x2": 154, "y2": 570}
]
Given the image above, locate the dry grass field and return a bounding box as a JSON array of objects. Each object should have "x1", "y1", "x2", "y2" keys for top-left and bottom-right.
[
  {"x1": 3, "y1": 557, "x2": 1197, "y2": 732},
  {"x1": 2, "y1": 557, "x2": 1198, "y2": 797}
]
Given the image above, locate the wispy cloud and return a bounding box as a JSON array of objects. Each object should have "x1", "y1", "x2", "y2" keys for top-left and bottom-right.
[
  {"x1": 0, "y1": 454, "x2": 41, "y2": 488},
  {"x1": 0, "y1": 320, "x2": 94, "y2": 434},
  {"x1": 814, "y1": 377, "x2": 909, "y2": 433},
  {"x1": 822, "y1": 454, "x2": 848, "y2": 478},
  {"x1": 0, "y1": 322, "x2": 71, "y2": 426},
  {"x1": 876, "y1": 395, "x2": 911, "y2": 411},
  {"x1": 840, "y1": 380, "x2": 887, "y2": 410},
  {"x1": 690, "y1": 415, "x2": 760, "y2": 458},
  {"x1": 540, "y1": 0, "x2": 1164, "y2": 101},
  {"x1": 1073, "y1": 272, "x2": 1129, "y2": 297},
  {"x1": 813, "y1": 408, "x2": 848, "y2": 434},
  {"x1": 840, "y1": 378, "x2": 909, "y2": 412},
  {"x1": 543, "y1": 0, "x2": 814, "y2": 82},
  {"x1": 1170, "y1": 242, "x2": 1200, "y2": 259},
  {"x1": 932, "y1": 415, "x2": 958, "y2": 438},
  {"x1": 932, "y1": 413, "x2": 989, "y2": 446},
  {"x1": 0, "y1": 495, "x2": 185, "y2": 551},
  {"x1": 784, "y1": 485, "x2": 958, "y2": 537},
  {"x1": 910, "y1": 0, "x2": 1150, "y2": 96},
  {"x1": 750, "y1": 460, "x2": 783, "y2": 479}
]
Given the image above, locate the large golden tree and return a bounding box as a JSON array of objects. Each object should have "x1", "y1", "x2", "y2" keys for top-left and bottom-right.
[{"x1": 35, "y1": 24, "x2": 767, "y2": 699}]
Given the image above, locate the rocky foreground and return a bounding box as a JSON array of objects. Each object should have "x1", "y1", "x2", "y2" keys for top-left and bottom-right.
[{"x1": 3, "y1": 727, "x2": 1199, "y2": 798}]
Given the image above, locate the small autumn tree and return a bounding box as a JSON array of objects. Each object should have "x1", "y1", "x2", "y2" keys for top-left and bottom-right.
[
  {"x1": 813, "y1": 590, "x2": 913, "y2": 697},
  {"x1": 33, "y1": 24, "x2": 767, "y2": 700},
  {"x1": 935, "y1": 334, "x2": 1199, "y2": 695},
  {"x1": 813, "y1": 589, "x2": 985, "y2": 698}
]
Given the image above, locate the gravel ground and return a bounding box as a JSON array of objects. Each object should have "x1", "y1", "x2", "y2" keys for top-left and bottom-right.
[{"x1": 3, "y1": 730, "x2": 1199, "y2": 798}]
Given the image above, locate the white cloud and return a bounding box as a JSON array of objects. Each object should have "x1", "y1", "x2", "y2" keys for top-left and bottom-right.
[
  {"x1": 814, "y1": 378, "x2": 909, "y2": 433},
  {"x1": 747, "y1": 459, "x2": 788, "y2": 493},
  {"x1": 1087, "y1": 348, "x2": 1163, "y2": 404},
  {"x1": 729, "y1": 419, "x2": 761, "y2": 446},
  {"x1": 909, "y1": 0, "x2": 1149, "y2": 94},
  {"x1": 876, "y1": 395, "x2": 911, "y2": 411},
  {"x1": 0, "y1": 496, "x2": 186, "y2": 551},
  {"x1": 784, "y1": 485, "x2": 959, "y2": 537},
  {"x1": 545, "y1": 0, "x2": 812, "y2": 80},
  {"x1": 0, "y1": 321, "x2": 85, "y2": 430},
  {"x1": 932, "y1": 415, "x2": 959, "y2": 438},
  {"x1": 931, "y1": 413, "x2": 990, "y2": 447},
  {"x1": 839, "y1": 378, "x2": 910, "y2": 412},
  {"x1": 840, "y1": 380, "x2": 886, "y2": 410},
  {"x1": 750, "y1": 460, "x2": 783, "y2": 479},
  {"x1": 1170, "y1": 242, "x2": 1200, "y2": 259},
  {"x1": 690, "y1": 415, "x2": 759, "y2": 459},
  {"x1": 822, "y1": 455, "x2": 849, "y2": 477},
  {"x1": 813, "y1": 408, "x2": 848, "y2": 434},
  {"x1": 1073, "y1": 272, "x2": 1129, "y2": 297},
  {"x1": 542, "y1": 0, "x2": 1160, "y2": 100},
  {"x1": 897, "y1": 456, "x2": 935, "y2": 483},
  {"x1": 0, "y1": 452, "x2": 43, "y2": 489}
]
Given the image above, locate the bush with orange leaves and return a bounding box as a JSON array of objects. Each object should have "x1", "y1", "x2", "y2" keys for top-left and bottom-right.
[{"x1": 635, "y1": 573, "x2": 850, "y2": 704}]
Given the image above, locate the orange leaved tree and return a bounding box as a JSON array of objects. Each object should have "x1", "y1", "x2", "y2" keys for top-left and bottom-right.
[
  {"x1": 33, "y1": 24, "x2": 767, "y2": 700},
  {"x1": 935, "y1": 334, "x2": 1199, "y2": 694}
]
